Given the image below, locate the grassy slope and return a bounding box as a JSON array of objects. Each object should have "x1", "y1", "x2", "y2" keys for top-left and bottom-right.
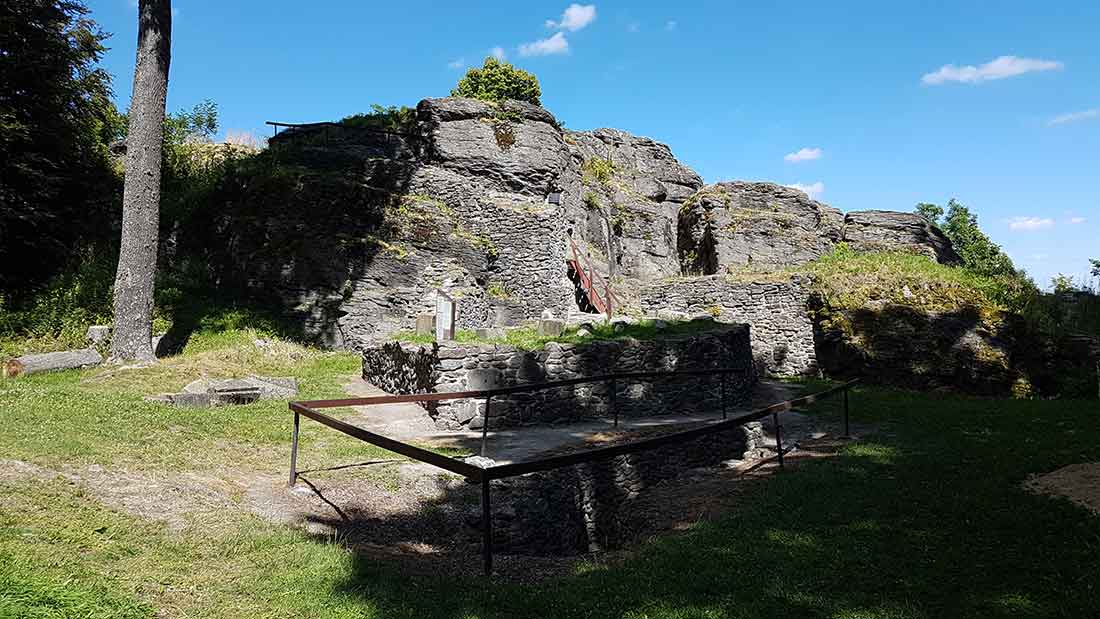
[{"x1": 1, "y1": 333, "x2": 1099, "y2": 617}]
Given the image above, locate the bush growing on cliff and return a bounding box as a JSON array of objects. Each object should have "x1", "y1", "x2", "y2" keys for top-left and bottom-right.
[
  {"x1": 341, "y1": 104, "x2": 417, "y2": 134},
  {"x1": 451, "y1": 58, "x2": 541, "y2": 106}
]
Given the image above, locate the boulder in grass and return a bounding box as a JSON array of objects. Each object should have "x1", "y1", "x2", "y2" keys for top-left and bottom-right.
[{"x1": 86, "y1": 325, "x2": 111, "y2": 345}]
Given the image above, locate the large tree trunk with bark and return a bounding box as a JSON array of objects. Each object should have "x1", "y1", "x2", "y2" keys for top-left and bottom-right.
[{"x1": 110, "y1": 0, "x2": 171, "y2": 363}]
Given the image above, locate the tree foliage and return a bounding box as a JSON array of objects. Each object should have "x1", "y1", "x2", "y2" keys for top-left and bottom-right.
[
  {"x1": 0, "y1": 0, "x2": 123, "y2": 295},
  {"x1": 1091, "y1": 259, "x2": 1100, "y2": 279},
  {"x1": 919, "y1": 199, "x2": 1018, "y2": 278},
  {"x1": 1051, "y1": 274, "x2": 1077, "y2": 294},
  {"x1": 451, "y1": 57, "x2": 542, "y2": 106},
  {"x1": 915, "y1": 202, "x2": 944, "y2": 225}
]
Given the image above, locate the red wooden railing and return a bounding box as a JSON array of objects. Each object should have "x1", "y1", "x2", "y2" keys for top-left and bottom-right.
[{"x1": 568, "y1": 238, "x2": 619, "y2": 318}]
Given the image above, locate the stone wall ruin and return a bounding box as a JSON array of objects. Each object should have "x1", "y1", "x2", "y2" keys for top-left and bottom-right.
[{"x1": 362, "y1": 324, "x2": 756, "y2": 429}]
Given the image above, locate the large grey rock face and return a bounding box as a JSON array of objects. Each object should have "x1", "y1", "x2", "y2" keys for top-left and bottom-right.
[
  {"x1": 565, "y1": 128, "x2": 703, "y2": 284},
  {"x1": 204, "y1": 98, "x2": 579, "y2": 348},
  {"x1": 841, "y1": 210, "x2": 960, "y2": 264},
  {"x1": 417, "y1": 98, "x2": 569, "y2": 195},
  {"x1": 678, "y1": 182, "x2": 844, "y2": 273}
]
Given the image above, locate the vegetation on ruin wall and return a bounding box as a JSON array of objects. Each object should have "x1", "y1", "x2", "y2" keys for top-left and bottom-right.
[
  {"x1": 391, "y1": 319, "x2": 725, "y2": 351},
  {"x1": 340, "y1": 103, "x2": 417, "y2": 134},
  {"x1": 805, "y1": 245, "x2": 1023, "y2": 320},
  {"x1": 801, "y1": 245, "x2": 1099, "y2": 397}
]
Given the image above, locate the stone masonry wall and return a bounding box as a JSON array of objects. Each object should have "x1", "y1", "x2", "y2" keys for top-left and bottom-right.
[
  {"x1": 639, "y1": 276, "x2": 817, "y2": 376},
  {"x1": 490, "y1": 420, "x2": 766, "y2": 555},
  {"x1": 362, "y1": 324, "x2": 756, "y2": 430}
]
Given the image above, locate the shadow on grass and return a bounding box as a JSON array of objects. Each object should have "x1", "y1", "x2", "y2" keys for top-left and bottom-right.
[{"x1": 298, "y1": 387, "x2": 1100, "y2": 618}]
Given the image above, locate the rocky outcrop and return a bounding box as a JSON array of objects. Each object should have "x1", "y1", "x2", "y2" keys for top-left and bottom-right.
[
  {"x1": 204, "y1": 96, "x2": 963, "y2": 353},
  {"x1": 842, "y1": 210, "x2": 960, "y2": 264},
  {"x1": 565, "y1": 129, "x2": 703, "y2": 283},
  {"x1": 208, "y1": 98, "x2": 580, "y2": 347},
  {"x1": 417, "y1": 98, "x2": 569, "y2": 195},
  {"x1": 677, "y1": 182, "x2": 845, "y2": 274}
]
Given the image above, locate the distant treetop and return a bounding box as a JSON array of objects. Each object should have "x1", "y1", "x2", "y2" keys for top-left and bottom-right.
[{"x1": 451, "y1": 58, "x2": 542, "y2": 106}]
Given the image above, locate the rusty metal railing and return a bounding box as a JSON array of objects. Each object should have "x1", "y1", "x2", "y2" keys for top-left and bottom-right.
[
  {"x1": 288, "y1": 375, "x2": 858, "y2": 576},
  {"x1": 568, "y1": 237, "x2": 620, "y2": 318}
]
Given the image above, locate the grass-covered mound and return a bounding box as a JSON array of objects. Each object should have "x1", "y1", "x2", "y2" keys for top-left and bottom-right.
[{"x1": 801, "y1": 246, "x2": 1097, "y2": 397}]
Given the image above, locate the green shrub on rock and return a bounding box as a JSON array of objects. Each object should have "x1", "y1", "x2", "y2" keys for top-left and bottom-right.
[{"x1": 451, "y1": 58, "x2": 541, "y2": 106}]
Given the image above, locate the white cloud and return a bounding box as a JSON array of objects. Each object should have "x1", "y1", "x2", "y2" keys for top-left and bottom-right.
[
  {"x1": 921, "y1": 55, "x2": 1063, "y2": 85},
  {"x1": 1068, "y1": 216, "x2": 1088, "y2": 224},
  {"x1": 665, "y1": 20, "x2": 678, "y2": 31},
  {"x1": 784, "y1": 147, "x2": 822, "y2": 163},
  {"x1": 546, "y1": 4, "x2": 597, "y2": 32},
  {"x1": 447, "y1": 58, "x2": 465, "y2": 70},
  {"x1": 490, "y1": 46, "x2": 506, "y2": 60},
  {"x1": 519, "y1": 32, "x2": 569, "y2": 57},
  {"x1": 785, "y1": 182, "x2": 824, "y2": 199},
  {"x1": 1048, "y1": 108, "x2": 1099, "y2": 126},
  {"x1": 1007, "y1": 216, "x2": 1055, "y2": 231}
]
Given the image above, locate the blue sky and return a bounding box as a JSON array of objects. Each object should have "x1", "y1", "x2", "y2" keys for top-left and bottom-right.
[{"x1": 89, "y1": 1, "x2": 1099, "y2": 287}]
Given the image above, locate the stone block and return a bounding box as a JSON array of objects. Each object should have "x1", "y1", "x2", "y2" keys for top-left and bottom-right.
[
  {"x1": 415, "y1": 313, "x2": 435, "y2": 337},
  {"x1": 170, "y1": 393, "x2": 217, "y2": 408},
  {"x1": 467, "y1": 368, "x2": 502, "y2": 391},
  {"x1": 476, "y1": 327, "x2": 505, "y2": 339},
  {"x1": 86, "y1": 325, "x2": 111, "y2": 344},
  {"x1": 537, "y1": 319, "x2": 564, "y2": 337}
]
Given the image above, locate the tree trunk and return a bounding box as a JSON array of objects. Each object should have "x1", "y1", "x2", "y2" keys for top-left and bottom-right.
[{"x1": 110, "y1": 0, "x2": 171, "y2": 363}]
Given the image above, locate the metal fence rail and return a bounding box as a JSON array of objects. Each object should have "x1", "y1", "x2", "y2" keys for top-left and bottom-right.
[{"x1": 288, "y1": 372, "x2": 858, "y2": 576}]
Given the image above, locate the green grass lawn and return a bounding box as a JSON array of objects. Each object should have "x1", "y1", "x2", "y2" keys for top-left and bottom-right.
[{"x1": 1, "y1": 332, "x2": 1098, "y2": 618}]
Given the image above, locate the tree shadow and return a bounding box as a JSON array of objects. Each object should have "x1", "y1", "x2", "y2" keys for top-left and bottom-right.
[
  {"x1": 157, "y1": 125, "x2": 421, "y2": 350},
  {"x1": 813, "y1": 303, "x2": 1018, "y2": 395},
  {"x1": 285, "y1": 404, "x2": 1100, "y2": 618}
]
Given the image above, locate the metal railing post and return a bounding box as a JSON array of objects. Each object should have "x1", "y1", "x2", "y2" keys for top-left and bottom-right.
[
  {"x1": 481, "y1": 477, "x2": 493, "y2": 576},
  {"x1": 610, "y1": 377, "x2": 619, "y2": 428},
  {"x1": 288, "y1": 409, "x2": 300, "y2": 486},
  {"x1": 843, "y1": 386, "x2": 851, "y2": 439},
  {"x1": 480, "y1": 395, "x2": 492, "y2": 457},
  {"x1": 721, "y1": 372, "x2": 728, "y2": 420},
  {"x1": 773, "y1": 411, "x2": 784, "y2": 469}
]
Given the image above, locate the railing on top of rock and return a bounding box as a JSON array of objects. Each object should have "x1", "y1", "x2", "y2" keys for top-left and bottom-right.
[
  {"x1": 567, "y1": 237, "x2": 620, "y2": 318},
  {"x1": 264, "y1": 120, "x2": 416, "y2": 140}
]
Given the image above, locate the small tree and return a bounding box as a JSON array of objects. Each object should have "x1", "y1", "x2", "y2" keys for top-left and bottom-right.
[
  {"x1": 451, "y1": 58, "x2": 541, "y2": 106},
  {"x1": 939, "y1": 199, "x2": 1017, "y2": 278},
  {"x1": 915, "y1": 202, "x2": 944, "y2": 226},
  {"x1": 1052, "y1": 274, "x2": 1077, "y2": 294},
  {"x1": 1091, "y1": 259, "x2": 1100, "y2": 279}
]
